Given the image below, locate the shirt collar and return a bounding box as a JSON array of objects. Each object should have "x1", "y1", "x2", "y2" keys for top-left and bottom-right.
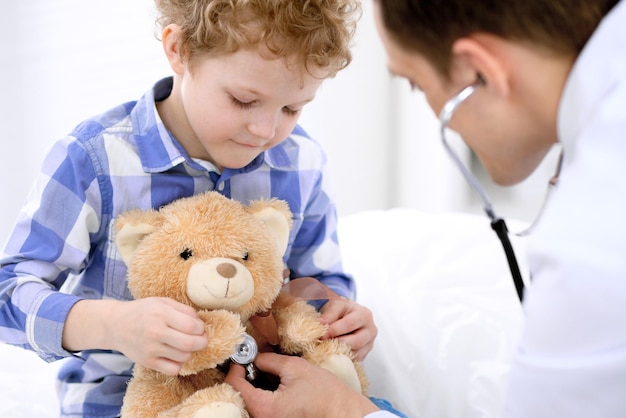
[
  {"x1": 130, "y1": 77, "x2": 188, "y2": 173},
  {"x1": 558, "y1": 0, "x2": 626, "y2": 151}
]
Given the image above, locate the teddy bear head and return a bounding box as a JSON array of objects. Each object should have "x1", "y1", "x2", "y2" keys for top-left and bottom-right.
[{"x1": 114, "y1": 191, "x2": 292, "y2": 321}]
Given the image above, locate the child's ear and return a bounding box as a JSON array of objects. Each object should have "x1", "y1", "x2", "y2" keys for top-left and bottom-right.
[{"x1": 161, "y1": 23, "x2": 185, "y2": 75}]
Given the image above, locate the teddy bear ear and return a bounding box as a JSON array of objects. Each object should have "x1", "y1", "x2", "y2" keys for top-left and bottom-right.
[
  {"x1": 114, "y1": 209, "x2": 162, "y2": 265},
  {"x1": 249, "y1": 201, "x2": 292, "y2": 256}
]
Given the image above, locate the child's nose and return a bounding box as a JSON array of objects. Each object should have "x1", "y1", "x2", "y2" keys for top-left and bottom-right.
[{"x1": 247, "y1": 111, "x2": 277, "y2": 140}]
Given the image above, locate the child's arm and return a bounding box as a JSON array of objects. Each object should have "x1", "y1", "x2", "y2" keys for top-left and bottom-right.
[
  {"x1": 0, "y1": 137, "x2": 98, "y2": 360},
  {"x1": 62, "y1": 297, "x2": 208, "y2": 375},
  {"x1": 0, "y1": 136, "x2": 207, "y2": 371}
]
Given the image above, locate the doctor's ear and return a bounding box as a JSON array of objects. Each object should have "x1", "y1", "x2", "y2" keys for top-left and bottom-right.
[{"x1": 452, "y1": 36, "x2": 510, "y2": 97}]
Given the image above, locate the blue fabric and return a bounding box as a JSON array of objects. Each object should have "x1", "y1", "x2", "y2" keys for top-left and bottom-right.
[
  {"x1": 370, "y1": 396, "x2": 408, "y2": 418},
  {"x1": 0, "y1": 77, "x2": 354, "y2": 417}
]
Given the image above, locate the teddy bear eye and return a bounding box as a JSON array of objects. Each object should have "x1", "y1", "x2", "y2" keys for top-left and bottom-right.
[
  {"x1": 180, "y1": 248, "x2": 193, "y2": 260},
  {"x1": 242, "y1": 251, "x2": 249, "y2": 261}
]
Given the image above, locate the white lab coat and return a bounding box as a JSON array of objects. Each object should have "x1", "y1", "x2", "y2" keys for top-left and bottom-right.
[{"x1": 504, "y1": 1, "x2": 626, "y2": 417}]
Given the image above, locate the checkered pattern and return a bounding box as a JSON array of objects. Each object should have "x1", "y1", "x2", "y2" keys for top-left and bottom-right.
[{"x1": 0, "y1": 77, "x2": 354, "y2": 417}]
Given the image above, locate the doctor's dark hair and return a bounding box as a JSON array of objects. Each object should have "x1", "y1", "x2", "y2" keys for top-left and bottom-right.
[
  {"x1": 375, "y1": 0, "x2": 619, "y2": 77},
  {"x1": 154, "y1": 0, "x2": 361, "y2": 78}
]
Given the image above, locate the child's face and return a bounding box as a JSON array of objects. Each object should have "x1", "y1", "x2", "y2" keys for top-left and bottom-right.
[{"x1": 162, "y1": 45, "x2": 324, "y2": 171}]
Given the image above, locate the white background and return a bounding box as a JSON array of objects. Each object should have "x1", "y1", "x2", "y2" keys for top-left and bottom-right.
[
  {"x1": 0, "y1": 0, "x2": 560, "y2": 244},
  {"x1": 0, "y1": 2, "x2": 556, "y2": 416}
]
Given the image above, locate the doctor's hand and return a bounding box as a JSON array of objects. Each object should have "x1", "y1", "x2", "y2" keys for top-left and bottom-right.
[
  {"x1": 319, "y1": 298, "x2": 377, "y2": 361},
  {"x1": 225, "y1": 352, "x2": 380, "y2": 418}
]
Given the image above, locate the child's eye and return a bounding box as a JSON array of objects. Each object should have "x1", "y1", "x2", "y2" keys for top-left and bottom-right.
[
  {"x1": 231, "y1": 95, "x2": 299, "y2": 116},
  {"x1": 231, "y1": 96, "x2": 254, "y2": 109},
  {"x1": 282, "y1": 107, "x2": 300, "y2": 117}
]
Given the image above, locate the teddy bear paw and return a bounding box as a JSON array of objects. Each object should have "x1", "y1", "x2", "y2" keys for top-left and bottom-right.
[
  {"x1": 192, "y1": 401, "x2": 243, "y2": 418},
  {"x1": 320, "y1": 354, "x2": 362, "y2": 393}
]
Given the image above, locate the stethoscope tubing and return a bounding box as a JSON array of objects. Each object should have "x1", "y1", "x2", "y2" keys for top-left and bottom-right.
[{"x1": 438, "y1": 82, "x2": 526, "y2": 302}]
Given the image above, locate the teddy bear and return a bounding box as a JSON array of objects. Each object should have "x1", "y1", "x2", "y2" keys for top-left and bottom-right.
[{"x1": 114, "y1": 191, "x2": 368, "y2": 418}]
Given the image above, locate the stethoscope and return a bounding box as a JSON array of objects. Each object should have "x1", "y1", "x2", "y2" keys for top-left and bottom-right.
[{"x1": 438, "y1": 80, "x2": 563, "y2": 303}]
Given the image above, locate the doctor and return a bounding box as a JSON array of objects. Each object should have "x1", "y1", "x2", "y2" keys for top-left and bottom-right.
[{"x1": 226, "y1": 0, "x2": 626, "y2": 416}]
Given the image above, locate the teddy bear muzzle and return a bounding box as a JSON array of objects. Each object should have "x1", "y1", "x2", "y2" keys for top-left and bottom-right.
[{"x1": 186, "y1": 257, "x2": 254, "y2": 310}]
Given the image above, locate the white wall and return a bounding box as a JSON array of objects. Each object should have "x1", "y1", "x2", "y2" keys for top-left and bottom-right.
[
  {"x1": 1, "y1": 1, "x2": 170, "y2": 243},
  {"x1": 0, "y1": 0, "x2": 559, "y2": 245}
]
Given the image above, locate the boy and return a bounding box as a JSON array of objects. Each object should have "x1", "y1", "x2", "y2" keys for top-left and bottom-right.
[
  {"x1": 0, "y1": 1, "x2": 377, "y2": 417},
  {"x1": 226, "y1": 0, "x2": 626, "y2": 417}
]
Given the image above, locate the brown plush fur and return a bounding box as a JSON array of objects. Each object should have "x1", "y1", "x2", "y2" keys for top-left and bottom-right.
[{"x1": 115, "y1": 191, "x2": 367, "y2": 418}]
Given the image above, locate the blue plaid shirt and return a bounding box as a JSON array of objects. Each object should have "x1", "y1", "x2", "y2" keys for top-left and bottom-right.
[{"x1": 0, "y1": 77, "x2": 354, "y2": 417}]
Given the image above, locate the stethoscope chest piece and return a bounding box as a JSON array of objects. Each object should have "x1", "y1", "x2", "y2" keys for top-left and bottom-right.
[{"x1": 230, "y1": 332, "x2": 258, "y2": 381}]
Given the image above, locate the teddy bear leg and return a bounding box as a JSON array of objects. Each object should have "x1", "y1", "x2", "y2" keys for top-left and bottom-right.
[
  {"x1": 158, "y1": 383, "x2": 247, "y2": 418},
  {"x1": 319, "y1": 353, "x2": 362, "y2": 393},
  {"x1": 121, "y1": 368, "x2": 193, "y2": 417},
  {"x1": 302, "y1": 339, "x2": 367, "y2": 394},
  {"x1": 191, "y1": 401, "x2": 243, "y2": 418}
]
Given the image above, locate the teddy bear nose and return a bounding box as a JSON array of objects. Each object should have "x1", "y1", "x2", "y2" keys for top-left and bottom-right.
[{"x1": 217, "y1": 262, "x2": 237, "y2": 279}]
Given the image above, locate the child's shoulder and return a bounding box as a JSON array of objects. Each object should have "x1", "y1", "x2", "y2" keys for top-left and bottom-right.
[
  {"x1": 68, "y1": 100, "x2": 138, "y2": 143},
  {"x1": 291, "y1": 124, "x2": 311, "y2": 140},
  {"x1": 286, "y1": 124, "x2": 323, "y2": 149}
]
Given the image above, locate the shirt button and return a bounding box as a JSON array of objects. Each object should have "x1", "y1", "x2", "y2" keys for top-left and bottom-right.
[{"x1": 218, "y1": 182, "x2": 225, "y2": 191}]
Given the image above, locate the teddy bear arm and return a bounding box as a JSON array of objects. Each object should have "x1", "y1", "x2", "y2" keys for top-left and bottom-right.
[
  {"x1": 273, "y1": 301, "x2": 327, "y2": 355},
  {"x1": 272, "y1": 303, "x2": 370, "y2": 396},
  {"x1": 180, "y1": 310, "x2": 246, "y2": 375}
]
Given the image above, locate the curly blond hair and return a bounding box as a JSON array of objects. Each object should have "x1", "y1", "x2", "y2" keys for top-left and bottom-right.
[{"x1": 154, "y1": 0, "x2": 361, "y2": 78}]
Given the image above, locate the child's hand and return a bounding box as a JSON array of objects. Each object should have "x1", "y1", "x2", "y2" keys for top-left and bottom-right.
[
  {"x1": 319, "y1": 298, "x2": 377, "y2": 361},
  {"x1": 63, "y1": 297, "x2": 208, "y2": 376},
  {"x1": 111, "y1": 297, "x2": 208, "y2": 375}
]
